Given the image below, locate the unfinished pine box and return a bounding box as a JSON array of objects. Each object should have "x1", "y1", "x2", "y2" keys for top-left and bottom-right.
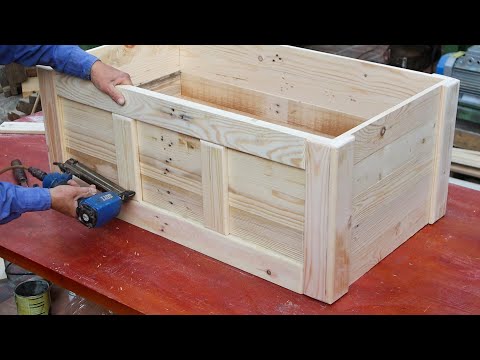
[{"x1": 38, "y1": 45, "x2": 459, "y2": 304}]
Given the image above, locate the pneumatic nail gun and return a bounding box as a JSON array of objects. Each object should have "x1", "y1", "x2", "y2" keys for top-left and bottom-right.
[{"x1": 28, "y1": 158, "x2": 135, "y2": 228}]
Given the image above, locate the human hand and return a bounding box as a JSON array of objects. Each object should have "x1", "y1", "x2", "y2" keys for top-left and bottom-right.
[
  {"x1": 90, "y1": 60, "x2": 133, "y2": 106},
  {"x1": 49, "y1": 180, "x2": 97, "y2": 218}
]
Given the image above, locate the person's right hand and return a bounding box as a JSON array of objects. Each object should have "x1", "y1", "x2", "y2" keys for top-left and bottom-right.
[
  {"x1": 90, "y1": 60, "x2": 133, "y2": 106},
  {"x1": 49, "y1": 180, "x2": 97, "y2": 218}
]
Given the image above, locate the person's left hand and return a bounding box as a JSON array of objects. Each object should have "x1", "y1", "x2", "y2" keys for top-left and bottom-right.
[{"x1": 90, "y1": 60, "x2": 133, "y2": 106}]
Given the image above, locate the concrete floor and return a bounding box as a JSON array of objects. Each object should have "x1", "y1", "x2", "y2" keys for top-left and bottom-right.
[{"x1": 0, "y1": 261, "x2": 113, "y2": 315}]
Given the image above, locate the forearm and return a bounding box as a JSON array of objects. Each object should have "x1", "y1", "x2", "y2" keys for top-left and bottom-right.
[
  {"x1": 0, "y1": 182, "x2": 51, "y2": 224},
  {"x1": 0, "y1": 45, "x2": 98, "y2": 80}
]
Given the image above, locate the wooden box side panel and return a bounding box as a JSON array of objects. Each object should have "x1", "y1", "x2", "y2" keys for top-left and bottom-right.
[
  {"x1": 348, "y1": 86, "x2": 441, "y2": 283},
  {"x1": 228, "y1": 149, "x2": 305, "y2": 263},
  {"x1": 51, "y1": 71, "x2": 309, "y2": 269},
  {"x1": 62, "y1": 98, "x2": 119, "y2": 183},
  {"x1": 127, "y1": 110, "x2": 307, "y2": 293},
  {"x1": 137, "y1": 121, "x2": 204, "y2": 224},
  {"x1": 46, "y1": 82, "x2": 306, "y2": 293},
  {"x1": 54, "y1": 74, "x2": 311, "y2": 169},
  {"x1": 136, "y1": 120, "x2": 306, "y2": 263},
  {"x1": 179, "y1": 45, "x2": 441, "y2": 120},
  {"x1": 180, "y1": 72, "x2": 364, "y2": 138},
  {"x1": 87, "y1": 45, "x2": 180, "y2": 86}
]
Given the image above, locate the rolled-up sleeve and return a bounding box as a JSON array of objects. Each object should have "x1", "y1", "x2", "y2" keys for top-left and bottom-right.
[
  {"x1": 0, "y1": 182, "x2": 51, "y2": 225},
  {"x1": 0, "y1": 45, "x2": 98, "y2": 80}
]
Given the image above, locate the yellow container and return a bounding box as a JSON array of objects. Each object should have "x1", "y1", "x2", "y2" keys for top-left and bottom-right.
[{"x1": 14, "y1": 279, "x2": 50, "y2": 315}]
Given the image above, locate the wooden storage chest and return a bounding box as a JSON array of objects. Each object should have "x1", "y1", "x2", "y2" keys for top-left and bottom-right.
[{"x1": 38, "y1": 45, "x2": 459, "y2": 304}]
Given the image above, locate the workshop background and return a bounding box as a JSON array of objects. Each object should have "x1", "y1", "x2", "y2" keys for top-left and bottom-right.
[{"x1": 1, "y1": 44, "x2": 478, "y2": 315}]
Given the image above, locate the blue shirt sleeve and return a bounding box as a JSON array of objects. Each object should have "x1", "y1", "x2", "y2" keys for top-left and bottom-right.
[
  {"x1": 0, "y1": 45, "x2": 99, "y2": 80},
  {"x1": 0, "y1": 182, "x2": 52, "y2": 224}
]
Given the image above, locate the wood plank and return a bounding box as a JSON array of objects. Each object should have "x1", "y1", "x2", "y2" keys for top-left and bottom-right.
[
  {"x1": 454, "y1": 126, "x2": 480, "y2": 152},
  {"x1": 328, "y1": 137, "x2": 354, "y2": 301},
  {"x1": 87, "y1": 45, "x2": 180, "y2": 86},
  {"x1": 37, "y1": 66, "x2": 66, "y2": 171},
  {"x1": 180, "y1": 93, "x2": 332, "y2": 140},
  {"x1": 303, "y1": 136, "x2": 354, "y2": 304},
  {"x1": 137, "y1": 122, "x2": 304, "y2": 260},
  {"x1": 228, "y1": 149, "x2": 305, "y2": 231},
  {"x1": 229, "y1": 207, "x2": 304, "y2": 262},
  {"x1": 353, "y1": 149, "x2": 433, "y2": 222},
  {"x1": 350, "y1": 145, "x2": 433, "y2": 282},
  {"x1": 21, "y1": 76, "x2": 39, "y2": 98},
  {"x1": 112, "y1": 114, "x2": 142, "y2": 200},
  {"x1": 5, "y1": 63, "x2": 27, "y2": 89},
  {"x1": 201, "y1": 140, "x2": 229, "y2": 235},
  {"x1": 118, "y1": 199, "x2": 304, "y2": 293},
  {"x1": 7, "y1": 110, "x2": 27, "y2": 121},
  {"x1": 344, "y1": 84, "x2": 441, "y2": 164},
  {"x1": 227, "y1": 149, "x2": 305, "y2": 262},
  {"x1": 25, "y1": 66, "x2": 37, "y2": 77},
  {"x1": 55, "y1": 74, "x2": 317, "y2": 169},
  {"x1": 141, "y1": 174, "x2": 204, "y2": 224},
  {"x1": 180, "y1": 45, "x2": 440, "y2": 119},
  {"x1": 353, "y1": 120, "x2": 435, "y2": 197},
  {"x1": 29, "y1": 93, "x2": 39, "y2": 104},
  {"x1": 350, "y1": 97, "x2": 436, "y2": 281},
  {"x1": 350, "y1": 171, "x2": 431, "y2": 283},
  {"x1": 0, "y1": 121, "x2": 44, "y2": 134},
  {"x1": 137, "y1": 122, "x2": 203, "y2": 224},
  {"x1": 137, "y1": 122, "x2": 202, "y2": 193},
  {"x1": 62, "y1": 98, "x2": 117, "y2": 165},
  {"x1": 304, "y1": 141, "x2": 331, "y2": 301},
  {"x1": 451, "y1": 148, "x2": 480, "y2": 169},
  {"x1": 429, "y1": 77, "x2": 460, "y2": 224},
  {"x1": 181, "y1": 72, "x2": 365, "y2": 137},
  {"x1": 16, "y1": 98, "x2": 34, "y2": 114},
  {"x1": 139, "y1": 71, "x2": 181, "y2": 96},
  {"x1": 137, "y1": 122, "x2": 305, "y2": 261},
  {"x1": 65, "y1": 148, "x2": 119, "y2": 184}
]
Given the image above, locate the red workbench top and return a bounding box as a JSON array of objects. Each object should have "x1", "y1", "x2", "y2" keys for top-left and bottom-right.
[{"x1": 0, "y1": 134, "x2": 479, "y2": 314}]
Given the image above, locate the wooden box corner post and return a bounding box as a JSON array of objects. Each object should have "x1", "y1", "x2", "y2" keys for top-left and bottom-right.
[
  {"x1": 429, "y1": 75, "x2": 460, "y2": 224},
  {"x1": 37, "y1": 66, "x2": 67, "y2": 172},
  {"x1": 304, "y1": 135, "x2": 354, "y2": 304}
]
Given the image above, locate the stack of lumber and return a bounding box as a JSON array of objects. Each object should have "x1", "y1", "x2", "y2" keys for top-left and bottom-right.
[
  {"x1": 451, "y1": 148, "x2": 480, "y2": 179},
  {"x1": 3, "y1": 66, "x2": 41, "y2": 120},
  {"x1": 454, "y1": 121, "x2": 480, "y2": 152},
  {"x1": 451, "y1": 120, "x2": 480, "y2": 180},
  {"x1": 0, "y1": 63, "x2": 27, "y2": 96},
  {"x1": 7, "y1": 93, "x2": 41, "y2": 120}
]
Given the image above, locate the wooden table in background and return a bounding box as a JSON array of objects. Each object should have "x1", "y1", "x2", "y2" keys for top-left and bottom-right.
[{"x1": 0, "y1": 134, "x2": 479, "y2": 314}]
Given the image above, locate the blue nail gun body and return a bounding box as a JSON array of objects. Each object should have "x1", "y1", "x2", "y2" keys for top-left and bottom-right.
[{"x1": 28, "y1": 158, "x2": 135, "y2": 228}]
